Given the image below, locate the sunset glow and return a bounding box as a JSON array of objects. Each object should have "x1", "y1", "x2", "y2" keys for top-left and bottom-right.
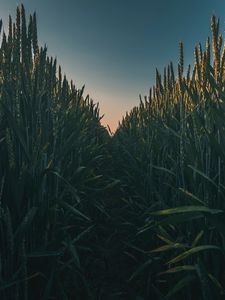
[{"x1": 0, "y1": 0, "x2": 224, "y2": 131}]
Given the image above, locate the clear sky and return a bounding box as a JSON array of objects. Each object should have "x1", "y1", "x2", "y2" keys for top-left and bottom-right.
[{"x1": 0, "y1": 1, "x2": 225, "y2": 131}]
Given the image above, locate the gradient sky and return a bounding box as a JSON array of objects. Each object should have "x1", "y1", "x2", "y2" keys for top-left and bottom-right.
[{"x1": 0, "y1": 1, "x2": 225, "y2": 131}]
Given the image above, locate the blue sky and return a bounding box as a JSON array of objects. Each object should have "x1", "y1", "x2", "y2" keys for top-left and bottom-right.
[{"x1": 0, "y1": 0, "x2": 225, "y2": 131}]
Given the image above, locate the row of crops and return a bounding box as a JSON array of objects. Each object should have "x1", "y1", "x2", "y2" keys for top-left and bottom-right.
[{"x1": 0, "y1": 5, "x2": 225, "y2": 300}]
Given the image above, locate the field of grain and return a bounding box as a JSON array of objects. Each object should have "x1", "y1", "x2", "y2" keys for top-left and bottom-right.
[{"x1": 0, "y1": 5, "x2": 225, "y2": 300}]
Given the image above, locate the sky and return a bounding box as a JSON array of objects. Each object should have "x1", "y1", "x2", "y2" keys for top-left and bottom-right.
[{"x1": 0, "y1": 1, "x2": 224, "y2": 132}]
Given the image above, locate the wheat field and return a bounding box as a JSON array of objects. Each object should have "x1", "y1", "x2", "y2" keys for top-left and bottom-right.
[{"x1": 0, "y1": 5, "x2": 225, "y2": 300}]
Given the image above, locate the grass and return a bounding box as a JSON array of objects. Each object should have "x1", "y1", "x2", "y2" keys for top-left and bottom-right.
[{"x1": 0, "y1": 4, "x2": 225, "y2": 300}]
